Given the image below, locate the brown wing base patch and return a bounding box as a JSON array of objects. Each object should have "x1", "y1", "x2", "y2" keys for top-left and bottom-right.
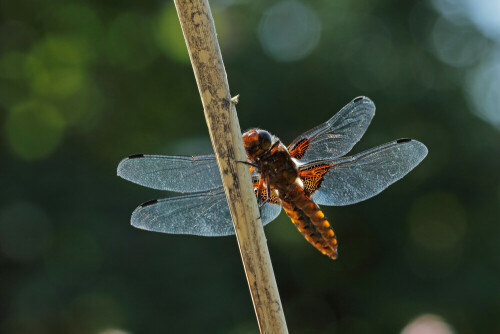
[
  {"x1": 288, "y1": 138, "x2": 310, "y2": 160},
  {"x1": 299, "y1": 164, "x2": 333, "y2": 195}
]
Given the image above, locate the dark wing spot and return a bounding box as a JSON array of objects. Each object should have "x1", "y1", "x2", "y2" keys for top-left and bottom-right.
[
  {"x1": 353, "y1": 96, "x2": 365, "y2": 102},
  {"x1": 141, "y1": 199, "x2": 159, "y2": 207},
  {"x1": 396, "y1": 138, "x2": 412, "y2": 143},
  {"x1": 128, "y1": 153, "x2": 145, "y2": 159}
]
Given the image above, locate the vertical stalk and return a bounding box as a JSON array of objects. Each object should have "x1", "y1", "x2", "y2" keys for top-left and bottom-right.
[{"x1": 173, "y1": 0, "x2": 288, "y2": 332}]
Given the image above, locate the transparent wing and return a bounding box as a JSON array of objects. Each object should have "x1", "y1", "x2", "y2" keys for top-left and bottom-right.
[
  {"x1": 117, "y1": 154, "x2": 222, "y2": 192},
  {"x1": 288, "y1": 96, "x2": 375, "y2": 163},
  {"x1": 131, "y1": 188, "x2": 282, "y2": 236},
  {"x1": 303, "y1": 139, "x2": 428, "y2": 206}
]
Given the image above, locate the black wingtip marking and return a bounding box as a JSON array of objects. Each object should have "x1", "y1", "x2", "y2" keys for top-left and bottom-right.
[
  {"x1": 353, "y1": 96, "x2": 365, "y2": 102},
  {"x1": 128, "y1": 153, "x2": 145, "y2": 159},
  {"x1": 397, "y1": 138, "x2": 412, "y2": 143},
  {"x1": 141, "y1": 199, "x2": 158, "y2": 207}
]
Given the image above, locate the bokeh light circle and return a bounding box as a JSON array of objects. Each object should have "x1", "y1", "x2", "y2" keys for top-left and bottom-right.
[
  {"x1": 98, "y1": 330, "x2": 131, "y2": 334},
  {"x1": 401, "y1": 314, "x2": 455, "y2": 334},
  {"x1": 430, "y1": 17, "x2": 487, "y2": 67},
  {"x1": 105, "y1": 12, "x2": 159, "y2": 70},
  {"x1": 466, "y1": 57, "x2": 500, "y2": 131},
  {"x1": 408, "y1": 191, "x2": 466, "y2": 252},
  {"x1": 258, "y1": 0, "x2": 321, "y2": 62},
  {"x1": 5, "y1": 100, "x2": 65, "y2": 160},
  {"x1": 24, "y1": 36, "x2": 89, "y2": 99},
  {"x1": 155, "y1": 5, "x2": 190, "y2": 63}
]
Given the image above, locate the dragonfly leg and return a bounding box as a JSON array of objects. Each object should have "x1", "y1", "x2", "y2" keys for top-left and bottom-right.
[
  {"x1": 258, "y1": 176, "x2": 271, "y2": 208},
  {"x1": 256, "y1": 177, "x2": 264, "y2": 199},
  {"x1": 237, "y1": 160, "x2": 259, "y2": 168},
  {"x1": 257, "y1": 177, "x2": 269, "y2": 208},
  {"x1": 266, "y1": 175, "x2": 271, "y2": 199},
  {"x1": 258, "y1": 199, "x2": 269, "y2": 208},
  {"x1": 262, "y1": 175, "x2": 272, "y2": 207}
]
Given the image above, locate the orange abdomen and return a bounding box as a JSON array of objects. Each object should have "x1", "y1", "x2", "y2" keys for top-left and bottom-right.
[{"x1": 280, "y1": 185, "x2": 338, "y2": 259}]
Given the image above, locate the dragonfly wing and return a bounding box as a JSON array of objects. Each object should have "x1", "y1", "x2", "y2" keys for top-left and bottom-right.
[
  {"x1": 288, "y1": 96, "x2": 375, "y2": 163},
  {"x1": 300, "y1": 139, "x2": 428, "y2": 206},
  {"x1": 117, "y1": 154, "x2": 222, "y2": 192},
  {"x1": 260, "y1": 200, "x2": 282, "y2": 226},
  {"x1": 131, "y1": 189, "x2": 282, "y2": 236}
]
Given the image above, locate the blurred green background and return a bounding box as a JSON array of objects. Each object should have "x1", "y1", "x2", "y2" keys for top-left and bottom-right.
[{"x1": 1, "y1": 0, "x2": 499, "y2": 333}]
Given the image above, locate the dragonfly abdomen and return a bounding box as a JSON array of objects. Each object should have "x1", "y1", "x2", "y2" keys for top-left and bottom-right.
[{"x1": 280, "y1": 185, "x2": 338, "y2": 259}]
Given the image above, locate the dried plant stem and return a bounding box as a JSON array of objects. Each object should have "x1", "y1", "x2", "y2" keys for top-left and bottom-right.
[{"x1": 173, "y1": 0, "x2": 288, "y2": 332}]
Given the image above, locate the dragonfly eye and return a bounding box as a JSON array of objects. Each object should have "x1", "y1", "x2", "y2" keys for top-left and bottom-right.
[
  {"x1": 243, "y1": 129, "x2": 273, "y2": 159},
  {"x1": 257, "y1": 130, "x2": 272, "y2": 151}
]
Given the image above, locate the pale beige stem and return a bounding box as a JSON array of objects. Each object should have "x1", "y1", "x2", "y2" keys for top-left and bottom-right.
[{"x1": 172, "y1": 0, "x2": 288, "y2": 333}]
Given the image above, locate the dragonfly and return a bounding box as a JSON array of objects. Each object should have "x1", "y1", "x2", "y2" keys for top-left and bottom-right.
[{"x1": 117, "y1": 96, "x2": 427, "y2": 259}]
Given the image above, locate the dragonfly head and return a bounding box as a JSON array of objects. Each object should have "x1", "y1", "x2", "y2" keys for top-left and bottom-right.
[{"x1": 243, "y1": 129, "x2": 272, "y2": 160}]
